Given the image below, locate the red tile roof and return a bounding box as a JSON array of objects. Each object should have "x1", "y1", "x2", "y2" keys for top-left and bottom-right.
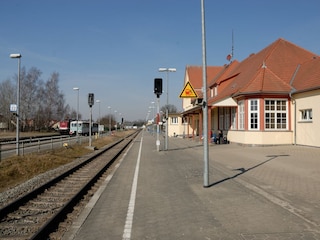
[
  {"x1": 291, "y1": 57, "x2": 320, "y2": 93},
  {"x1": 185, "y1": 65, "x2": 224, "y2": 97},
  {"x1": 200, "y1": 38, "x2": 320, "y2": 104},
  {"x1": 184, "y1": 38, "x2": 320, "y2": 108}
]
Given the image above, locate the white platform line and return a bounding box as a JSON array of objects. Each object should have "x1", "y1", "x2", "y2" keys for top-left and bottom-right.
[
  {"x1": 122, "y1": 133, "x2": 143, "y2": 240},
  {"x1": 63, "y1": 136, "x2": 135, "y2": 240}
]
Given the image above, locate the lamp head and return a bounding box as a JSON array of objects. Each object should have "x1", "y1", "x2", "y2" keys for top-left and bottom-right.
[
  {"x1": 10, "y1": 53, "x2": 22, "y2": 58},
  {"x1": 158, "y1": 67, "x2": 176, "y2": 72}
]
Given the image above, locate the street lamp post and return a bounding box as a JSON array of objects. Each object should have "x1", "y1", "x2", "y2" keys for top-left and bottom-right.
[
  {"x1": 73, "y1": 87, "x2": 79, "y2": 142},
  {"x1": 146, "y1": 110, "x2": 151, "y2": 121},
  {"x1": 150, "y1": 101, "x2": 155, "y2": 134},
  {"x1": 119, "y1": 112, "x2": 122, "y2": 130},
  {"x1": 108, "y1": 106, "x2": 111, "y2": 135},
  {"x1": 151, "y1": 101, "x2": 155, "y2": 122},
  {"x1": 10, "y1": 53, "x2": 22, "y2": 156},
  {"x1": 96, "y1": 100, "x2": 101, "y2": 124},
  {"x1": 96, "y1": 100, "x2": 101, "y2": 135},
  {"x1": 114, "y1": 110, "x2": 117, "y2": 130},
  {"x1": 158, "y1": 67, "x2": 176, "y2": 150}
]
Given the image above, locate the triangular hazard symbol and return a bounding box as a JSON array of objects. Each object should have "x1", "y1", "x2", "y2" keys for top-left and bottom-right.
[{"x1": 179, "y1": 81, "x2": 198, "y2": 98}]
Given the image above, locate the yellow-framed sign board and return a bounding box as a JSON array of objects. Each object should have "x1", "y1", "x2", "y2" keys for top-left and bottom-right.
[{"x1": 179, "y1": 81, "x2": 198, "y2": 98}]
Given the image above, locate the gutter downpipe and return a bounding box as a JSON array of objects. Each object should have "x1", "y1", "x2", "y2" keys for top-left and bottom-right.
[
  {"x1": 289, "y1": 90, "x2": 296, "y2": 145},
  {"x1": 289, "y1": 64, "x2": 300, "y2": 146}
]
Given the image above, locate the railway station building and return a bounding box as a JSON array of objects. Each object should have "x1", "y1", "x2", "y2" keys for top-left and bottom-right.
[{"x1": 180, "y1": 38, "x2": 320, "y2": 147}]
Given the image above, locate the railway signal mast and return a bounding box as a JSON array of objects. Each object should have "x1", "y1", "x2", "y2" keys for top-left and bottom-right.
[
  {"x1": 88, "y1": 93, "x2": 94, "y2": 148},
  {"x1": 154, "y1": 78, "x2": 162, "y2": 151}
]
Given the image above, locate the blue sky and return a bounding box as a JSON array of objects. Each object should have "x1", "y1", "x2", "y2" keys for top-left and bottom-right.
[{"x1": 1, "y1": 0, "x2": 320, "y2": 121}]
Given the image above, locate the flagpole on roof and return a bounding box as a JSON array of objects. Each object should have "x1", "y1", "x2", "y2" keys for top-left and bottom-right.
[
  {"x1": 227, "y1": 30, "x2": 234, "y2": 62},
  {"x1": 201, "y1": 0, "x2": 210, "y2": 188}
]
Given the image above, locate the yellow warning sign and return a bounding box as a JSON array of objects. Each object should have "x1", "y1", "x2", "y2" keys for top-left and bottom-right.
[{"x1": 179, "y1": 81, "x2": 198, "y2": 98}]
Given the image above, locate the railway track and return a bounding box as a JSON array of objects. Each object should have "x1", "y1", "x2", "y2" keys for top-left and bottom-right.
[{"x1": 0, "y1": 130, "x2": 140, "y2": 240}]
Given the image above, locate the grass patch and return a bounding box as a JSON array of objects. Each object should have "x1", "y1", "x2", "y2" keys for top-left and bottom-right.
[{"x1": 0, "y1": 131, "x2": 134, "y2": 192}]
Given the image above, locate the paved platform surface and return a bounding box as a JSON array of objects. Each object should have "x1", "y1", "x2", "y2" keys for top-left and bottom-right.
[{"x1": 63, "y1": 130, "x2": 320, "y2": 240}]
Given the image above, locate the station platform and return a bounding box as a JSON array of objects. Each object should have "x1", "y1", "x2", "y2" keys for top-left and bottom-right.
[{"x1": 63, "y1": 130, "x2": 320, "y2": 240}]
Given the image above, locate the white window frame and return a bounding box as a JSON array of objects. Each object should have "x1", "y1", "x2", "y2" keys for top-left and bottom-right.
[
  {"x1": 264, "y1": 99, "x2": 288, "y2": 130},
  {"x1": 231, "y1": 107, "x2": 237, "y2": 130},
  {"x1": 238, "y1": 100, "x2": 245, "y2": 130},
  {"x1": 249, "y1": 99, "x2": 259, "y2": 130},
  {"x1": 299, "y1": 109, "x2": 312, "y2": 122},
  {"x1": 171, "y1": 117, "x2": 179, "y2": 125},
  {"x1": 224, "y1": 108, "x2": 230, "y2": 130},
  {"x1": 182, "y1": 117, "x2": 188, "y2": 124},
  {"x1": 219, "y1": 109, "x2": 224, "y2": 130}
]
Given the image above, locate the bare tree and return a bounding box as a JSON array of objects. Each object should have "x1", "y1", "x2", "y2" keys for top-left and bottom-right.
[
  {"x1": 35, "y1": 81, "x2": 46, "y2": 130},
  {"x1": 20, "y1": 67, "x2": 43, "y2": 130},
  {"x1": 99, "y1": 114, "x2": 116, "y2": 129},
  {"x1": 67, "y1": 107, "x2": 82, "y2": 121},
  {"x1": 40, "y1": 72, "x2": 67, "y2": 129},
  {"x1": 160, "y1": 104, "x2": 178, "y2": 114},
  {"x1": 1, "y1": 67, "x2": 70, "y2": 132},
  {"x1": 0, "y1": 79, "x2": 15, "y2": 131}
]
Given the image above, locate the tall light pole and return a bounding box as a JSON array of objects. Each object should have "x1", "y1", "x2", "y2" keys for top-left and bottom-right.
[
  {"x1": 73, "y1": 87, "x2": 79, "y2": 142},
  {"x1": 158, "y1": 67, "x2": 176, "y2": 150},
  {"x1": 108, "y1": 106, "x2": 111, "y2": 135},
  {"x1": 201, "y1": 0, "x2": 209, "y2": 187},
  {"x1": 10, "y1": 53, "x2": 21, "y2": 156},
  {"x1": 151, "y1": 101, "x2": 155, "y2": 134},
  {"x1": 114, "y1": 110, "x2": 117, "y2": 130},
  {"x1": 96, "y1": 100, "x2": 101, "y2": 135},
  {"x1": 150, "y1": 101, "x2": 155, "y2": 123},
  {"x1": 146, "y1": 110, "x2": 151, "y2": 121},
  {"x1": 119, "y1": 112, "x2": 122, "y2": 130}
]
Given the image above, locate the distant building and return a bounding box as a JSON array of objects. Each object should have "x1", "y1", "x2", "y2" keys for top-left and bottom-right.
[
  {"x1": 167, "y1": 113, "x2": 189, "y2": 138},
  {"x1": 0, "y1": 115, "x2": 8, "y2": 130}
]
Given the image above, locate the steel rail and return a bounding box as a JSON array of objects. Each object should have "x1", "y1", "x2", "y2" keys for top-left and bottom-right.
[{"x1": 0, "y1": 130, "x2": 140, "y2": 239}]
